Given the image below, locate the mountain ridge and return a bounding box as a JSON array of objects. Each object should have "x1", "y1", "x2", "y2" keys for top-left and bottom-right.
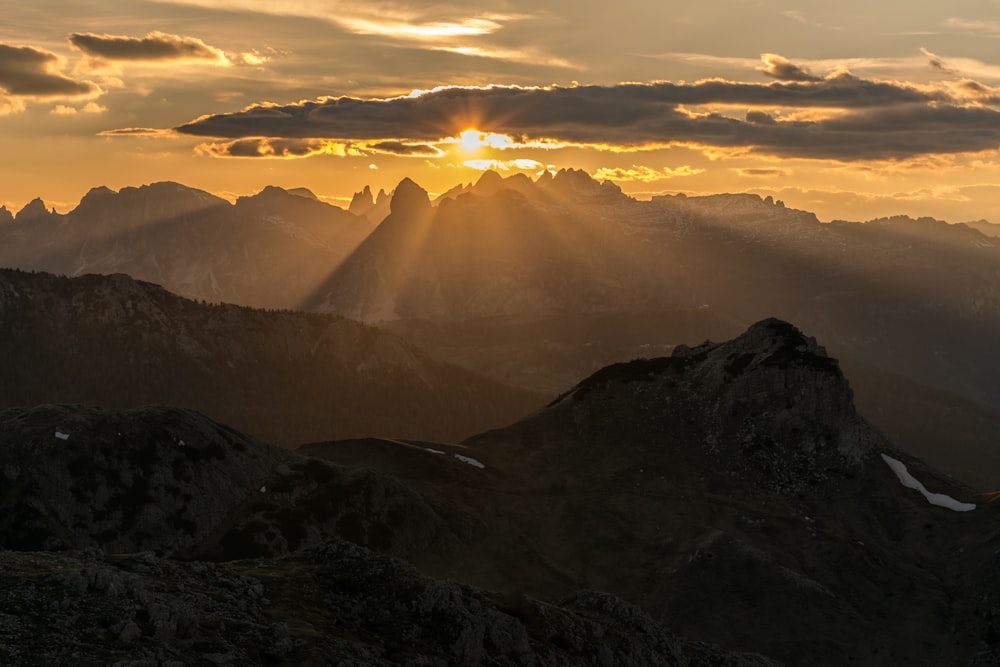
[{"x1": 2, "y1": 317, "x2": 992, "y2": 664}]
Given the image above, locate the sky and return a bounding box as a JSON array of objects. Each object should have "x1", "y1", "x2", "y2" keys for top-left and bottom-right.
[{"x1": 2, "y1": 0, "x2": 1000, "y2": 222}]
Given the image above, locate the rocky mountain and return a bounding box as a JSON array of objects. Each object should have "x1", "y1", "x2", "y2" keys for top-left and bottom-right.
[
  {"x1": 306, "y1": 171, "x2": 667, "y2": 320},
  {"x1": 306, "y1": 319, "x2": 994, "y2": 666},
  {"x1": 5, "y1": 318, "x2": 999, "y2": 665},
  {"x1": 0, "y1": 268, "x2": 543, "y2": 445},
  {"x1": 0, "y1": 182, "x2": 374, "y2": 309},
  {"x1": 0, "y1": 402, "x2": 781, "y2": 666},
  {"x1": 302, "y1": 171, "x2": 1000, "y2": 474},
  {"x1": 348, "y1": 183, "x2": 391, "y2": 223},
  {"x1": 4, "y1": 170, "x2": 1000, "y2": 479}
]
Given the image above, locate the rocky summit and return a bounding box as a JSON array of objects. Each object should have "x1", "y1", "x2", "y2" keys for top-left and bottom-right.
[{"x1": 1, "y1": 318, "x2": 998, "y2": 665}]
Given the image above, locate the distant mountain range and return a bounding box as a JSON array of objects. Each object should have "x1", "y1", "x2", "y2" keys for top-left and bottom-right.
[
  {"x1": 0, "y1": 182, "x2": 374, "y2": 309},
  {"x1": 4, "y1": 169, "x2": 1000, "y2": 484},
  {"x1": 3, "y1": 319, "x2": 998, "y2": 665}
]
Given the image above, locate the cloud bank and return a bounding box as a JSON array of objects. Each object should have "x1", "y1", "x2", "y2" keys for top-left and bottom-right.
[{"x1": 173, "y1": 59, "x2": 1000, "y2": 161}]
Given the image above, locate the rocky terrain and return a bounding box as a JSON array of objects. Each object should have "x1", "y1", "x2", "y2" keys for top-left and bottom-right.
[
  {"x1": 4, "y1": 319, "x2": 999, "y2": 665},
  {"x1": 0, "y1": 268, "x2": 543, "y2": 445}
]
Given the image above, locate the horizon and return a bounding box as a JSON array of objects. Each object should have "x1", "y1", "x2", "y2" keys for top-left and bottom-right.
[{"x1": 3, "y1": 2, "x2": 1000, "y2": 222}]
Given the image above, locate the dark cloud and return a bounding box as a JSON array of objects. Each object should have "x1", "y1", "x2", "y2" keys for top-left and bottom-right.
[
  {"x1": 171, "y1": 68, "x2": 1000, "y2": 162},
  {"x1": 69, "y1": 31, "x2": 227, "y2": 64},
  {"x1": 197, "y1": 138, "x2": 338, "y2": 158},
  {"x1": 738, "y1": 168, "x2": 787, "y2": 177},
  {"x1": 0, "y1": 43, "x2": 98, "y2": 97},
  {"x1": 365, "y1": 141, "x2": 444, "y2": 157},
  {"x1": 746, "y1": 110, "x2": 777, "y2": 125},
  {"x1": 758, "y1": 53, "x2": 821, "y2": 82},
  {"x1": 97, "y1": 127, "x2": 174, "y2": 137}
]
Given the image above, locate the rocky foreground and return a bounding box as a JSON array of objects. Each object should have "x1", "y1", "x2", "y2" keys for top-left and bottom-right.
[{"x1": 2, "y1": 319, "x2": 999, "y2": 665}]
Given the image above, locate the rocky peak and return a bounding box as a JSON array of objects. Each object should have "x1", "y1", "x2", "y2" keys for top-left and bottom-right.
[
  {"x1": 15, "y1": 197, "x2": 53, "y2": 223},
  {"x1": 546, "y1": 168, "x2": 625, "y2": 202},
  {"x1": 0, "y1": 205, "x2": 12, "y2": 224},
  {"x1": 286, "y1": 187, "x2": 318, "y2": 200},
  {"x1": 549, "y1": 318, "x2": 880, "y2": 494},
  {"x1": 78, "y1": 185, "x2": 116, "y2": 206},
  {"x1": 349, "y1": 184, "x2": 375, "y2": 215},
  {"x1": 389, "y1": 178, "x2": 431, "y2": 215},
  {"x1": 473, "y1": 169, "x2": 504, "y2": 194}
]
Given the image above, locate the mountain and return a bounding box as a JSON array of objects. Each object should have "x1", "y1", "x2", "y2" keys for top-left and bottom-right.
[
  {"x1": 0, "y1": 182, "x2": 374, "y2": 309},
  {"x1": 7, "y1": 318, "x2": 997, "y2": 665},
  {"x1": 0, "y1": 268, "x2": 543, "y2": 445},
  {"x1": 306, "y1": 171, "x2": 666, "y2": 320},
  {"x1": 305, "y1": 170, "x2": 1000, "y2": 424},
  {"x1": 4, "y1": 170, "x2": 1000, "y2": 478},
  {"x1": 966, "y1": 219, "x2": 1000, "y2": 238},
  {"x1": 306, "y1": 319, "x2": 991, "y2": 665}
]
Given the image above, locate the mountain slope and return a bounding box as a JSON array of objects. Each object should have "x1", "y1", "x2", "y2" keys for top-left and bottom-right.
[
  {"x1": 0, "y1": 182, "x2": 374, "y2": 309},
  {"x1": 0, "y1": 268, "x2": 543, "y2": 445},
  {"x1": 309, "y1": 318, "x2": 990, "y2": 666}
]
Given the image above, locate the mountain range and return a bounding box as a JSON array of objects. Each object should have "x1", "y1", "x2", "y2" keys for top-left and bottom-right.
[
  {"x1": 0, "y1": 268, "x2": 541, "y2": 445},
  {"x1": 3, "y1": 170, "x2": 998, "y2": 418},
  {"x1": 3, "y1": 169, "x2": 1000, "y2": 664},
  {"x1": 2, "y1": 319, "x2": 997, "y2": 665}
]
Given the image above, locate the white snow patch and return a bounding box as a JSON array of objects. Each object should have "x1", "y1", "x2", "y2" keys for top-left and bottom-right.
[
  {"x1": 880, "y1": 454, "x2": 976, "y2": 512},
  {"x1": 259, "y1": 485, "x2": 267, "y2": 493},
  {"x1": 453, "y1": 454, "x2": 486, "y2": 469},
  {"x1": 424, "y1": 448, "x2": 445, "y2": 455},
  {"x1": 54, "y1": 431, "x2": 69, "y2": 441}
]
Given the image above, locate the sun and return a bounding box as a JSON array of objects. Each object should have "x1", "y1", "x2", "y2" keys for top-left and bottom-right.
[{"x1": 458, "y1": 129, "x2": 487, "y2": 154}]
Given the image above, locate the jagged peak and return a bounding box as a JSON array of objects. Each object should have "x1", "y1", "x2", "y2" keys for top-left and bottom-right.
[
  {"x1": 389, "y1": 178, "x2": 431, "y2": 215},
  {"x1": 474, "y1": 169, "x2": 504, "y2": 189},
  {"x1": 0, "y1": 205, "x2": 13, "y2": 224},
  {"x1": 349, "y1": 185, "x2": 375, "y2": 215},
  {"x1": 14, "y1": 197, "x2": 52, "y2": 222},
  {"x1": 249, "y1": 185, "x2": 318, "y2": 201}
]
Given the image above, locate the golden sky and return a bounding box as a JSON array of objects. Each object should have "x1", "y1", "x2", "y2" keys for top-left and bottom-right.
[{"x1": 2, "y1": 0, "x2": 1000, "y2": 222}]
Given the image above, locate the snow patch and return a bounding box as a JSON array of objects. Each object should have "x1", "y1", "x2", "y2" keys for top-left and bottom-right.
[
  {"x1": 259, "y1": 485, "x2": 267, "y2": 493},
  {"x1": 54, "y1": 431, "x2": 69, "y2": 441},
  {"x1": 453, "y1": 454, "x2": 486, "y2": 469},
  {"x1": 424, "y1": 448, "x2": 445, "y2": 455},
  {"x1": 880, "y1": 454, "x2": 976, "y2": 512}
]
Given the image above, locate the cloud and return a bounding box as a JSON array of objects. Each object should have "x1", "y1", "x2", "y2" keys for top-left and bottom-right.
[
  {"x1": 153, "y1": 0, "x2": 566, "y2": 67},
  {"x1": 463, "y1": 158, "x2": 543, "y2": 171},
  {"x1": 50, "y1": 101, "x2": 107, "y2": 115},
  {"x1": 69, "y1": 31, "x2": 229, "y2": 66},
  {"x1": 195, "y1": 137, "x2": 355, "y2": 158},
  {"x1": 594, "y1": 165, "x2": 704, "y2": 182},
  {"x1": 758, "y1": 53, "x2": 821, "y2": 82},
  {"x1": 365, "y1": 141, "x2": 444, "y2": 157},
  {"x1": 98, "y1": 127, "x2": 177, "y2": 137},
  {"x1": 168, "y1": 65, "x2": 1000, "y2": 162},
  {"x1": 0, "y1": 43, "x2": 99, "y2": 97},
  {"x1": 736, "y1": 168, "x2": 788, "y2": 177},
  {"x1": 945, "y1": 18, "x2": 1000, "y2": 36}
]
